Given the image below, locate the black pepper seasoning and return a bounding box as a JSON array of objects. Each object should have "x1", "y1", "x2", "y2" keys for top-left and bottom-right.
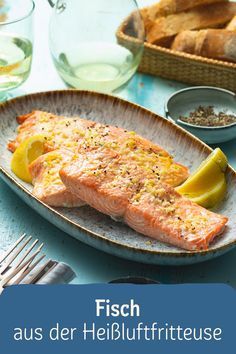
[{"x1": 179, "y1": 106, "x2": 236, "y2": 127}]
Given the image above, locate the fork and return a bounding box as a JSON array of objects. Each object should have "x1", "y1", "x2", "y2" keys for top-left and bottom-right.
[{"x1": 0, "y1": 234, "x2": 52, "y2": 294}]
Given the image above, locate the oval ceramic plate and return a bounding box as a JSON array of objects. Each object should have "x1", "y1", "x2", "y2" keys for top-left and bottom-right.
[{"x1": 0, "y1": 91, "x2": 236, "y2": 265}]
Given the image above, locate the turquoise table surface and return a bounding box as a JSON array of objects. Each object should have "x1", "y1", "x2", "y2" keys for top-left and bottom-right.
[{"x1": 0, "y1": 1, "x2": 236, "y2": 286}]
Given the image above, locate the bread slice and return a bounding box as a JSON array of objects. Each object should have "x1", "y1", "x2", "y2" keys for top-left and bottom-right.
[
  {"x1": 172, "y1": 29, "x2": 236, "y2": 62},
  {"x1": 171, "y1": 30, "x2": 198, "y2": 53},
  {"x1": 147, "y1": 2, "x2": 236, "y2": 46},
  {"x1": 195, "y1": 29, "x2": 236, "y2": 62},
  {"x1": 226, "y1": 15, "x2": 236, "y2": 30},
  {"x1": 146, "y1": 0, "x2": 228, "y2": 21}
]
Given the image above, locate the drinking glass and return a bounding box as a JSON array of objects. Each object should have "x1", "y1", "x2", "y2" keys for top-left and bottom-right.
[
  {"x1": 0, "y1": 0, "x2": 34, "y2": 101},
  {"x1": 48, "y1": 0, "x2": 145, "y2": 93}
]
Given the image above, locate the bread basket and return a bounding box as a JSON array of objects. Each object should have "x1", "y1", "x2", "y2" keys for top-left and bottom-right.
[{"x1": 117, "y1": 12, "x2": 236, "y2": 92}]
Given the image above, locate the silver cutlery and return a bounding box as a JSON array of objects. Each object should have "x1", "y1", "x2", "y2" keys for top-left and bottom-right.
[{"x1": 0, "y1": 234, "x2": 54, "y2": 294}]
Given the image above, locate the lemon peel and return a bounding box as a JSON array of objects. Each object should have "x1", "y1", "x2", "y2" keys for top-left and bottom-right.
[
  {"x1": 176, "y1": 148, "x2": 228, "y2": 208},
  {"x1": 11, "y1": 135, "x2": 46, "y2": 183}
]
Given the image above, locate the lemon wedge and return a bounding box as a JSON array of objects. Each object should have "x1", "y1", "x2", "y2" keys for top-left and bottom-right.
[
  {"x1": 11, "y1": 135, "x2": 46, "y2": 183},
  {"x1": 176, "y1": 148, "x2": 228, "y2": 208}
]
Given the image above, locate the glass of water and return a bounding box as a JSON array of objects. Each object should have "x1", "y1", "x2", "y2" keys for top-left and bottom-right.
[
  {"x1": 48, "y1": 0, "x2": 144, "y2": 93},
  {"x1": 0, "y1": 0, "x2": 34, "y2": 101}
]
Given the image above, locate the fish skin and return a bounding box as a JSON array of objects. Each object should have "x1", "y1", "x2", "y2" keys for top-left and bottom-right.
[{"x1": 60, "y1": 148, "x2": 228, "y2": 251}]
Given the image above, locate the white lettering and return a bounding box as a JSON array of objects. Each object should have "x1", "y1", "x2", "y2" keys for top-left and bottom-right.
[{"x1": 95, "y1": 299, "x2": 140, "y2": 317}]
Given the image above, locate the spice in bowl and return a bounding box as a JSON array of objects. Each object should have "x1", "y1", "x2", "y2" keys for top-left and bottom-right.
[{"x1": 179, "y1": 106, "x2": 236, "y2": 127}]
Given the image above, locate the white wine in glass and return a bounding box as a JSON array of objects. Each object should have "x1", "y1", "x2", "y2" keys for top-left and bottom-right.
[
  {"x1": 48, "y1": 0, "x2": 145, "y2": 93},
  {"x1": 0, "y1": 33, "x2": 32, "y2": 91},
  {"x1": 0, "y1": 0, "x2": 34, "y2": 101},
  {"x1": 53, "y1": 42, "x2": 142, "y2": 93}
]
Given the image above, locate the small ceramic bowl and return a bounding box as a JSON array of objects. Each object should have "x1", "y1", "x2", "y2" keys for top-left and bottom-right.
[
  {"x1": 109, "y1": 277, "x2": 160, "y2": 284},
  {"x1": 165, "y1": 86, "x2": 236, "y2": 144}
]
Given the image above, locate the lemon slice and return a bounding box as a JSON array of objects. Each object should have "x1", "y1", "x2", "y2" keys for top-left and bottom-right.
[
  {"x1": 189, "y1": 177, "x2": 227, "y2": 209},
  {"x1": 11, "y1": 135, "x2": 46, "y2": 183},
  {"x1": 176, "y1": 148, "x2": 228, "y2": 208}
]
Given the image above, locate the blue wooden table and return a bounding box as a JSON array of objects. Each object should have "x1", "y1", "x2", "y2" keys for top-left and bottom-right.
[{"x1": 0, "y1": 1, "x2": 236, "y2": 286}]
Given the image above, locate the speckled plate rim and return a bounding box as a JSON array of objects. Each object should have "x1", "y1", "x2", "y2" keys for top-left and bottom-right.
[{"x1": 0, "y1": 90, "x2": 236, "y2": 261}]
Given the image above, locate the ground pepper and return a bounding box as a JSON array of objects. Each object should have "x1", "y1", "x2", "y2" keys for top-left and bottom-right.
[{"x1": 179, "y1": 106, "x2": 236, "y2": 127}]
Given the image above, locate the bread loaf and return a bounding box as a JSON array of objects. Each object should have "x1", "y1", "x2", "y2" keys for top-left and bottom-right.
[
  {"x1": 147, "y1": 2, "x2": 236, "y2": 46},
  {"x1": 195, "y1": 29, "x2": 236, "y2": 62},
  {"x1": 226, "y1": 15, "x2": 236, "y2": 30},
  {"x1": 172, "y1": 29, "x2": 236, "y2": 62},
  {"x1": 171, "y1": 31, "x2": 198, "y2": 53},
  {"x1": 146, "y1": 0, "x2": 228, "y2": 21}
]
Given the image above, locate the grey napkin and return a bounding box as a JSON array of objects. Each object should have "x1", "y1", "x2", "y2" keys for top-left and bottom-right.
[
  {"x1": 21, "y1": 261, "x2": 76, "y2": 285},
  {"x1": 36, "y1": 261, "x2": 76, "y2": 285}
]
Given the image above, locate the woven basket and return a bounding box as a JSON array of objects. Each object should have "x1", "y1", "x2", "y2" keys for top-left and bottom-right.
[{"x1": 117, "y1": 13, "x2": 236, "y2": 92}]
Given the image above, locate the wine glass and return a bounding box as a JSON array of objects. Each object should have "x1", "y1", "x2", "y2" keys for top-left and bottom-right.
[
  {"x1": 0, "y1": 0, "x2": 34, "y2": 101},
  {"x1": 48, "y1": 0, "x2": 145, "y2": 93}
]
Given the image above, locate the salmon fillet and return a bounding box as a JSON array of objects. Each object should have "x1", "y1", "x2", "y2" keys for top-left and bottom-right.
[
  {"x1": 8, "y1": 110, "x2": 95, "y2": 153},
  {"x1": 29, "y1": 149, "x2": 84, "y2": 207},
  {"x1": 8, "y1": 111, "x2": 189, "y2": 187},
  {"x1": 60, "y1": 148, "x2": 228, "y2": 251},
  {"x1": 8, "y1": 110, "x2": 189, "y2": 207}
]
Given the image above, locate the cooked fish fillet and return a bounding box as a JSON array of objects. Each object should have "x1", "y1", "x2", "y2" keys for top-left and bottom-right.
[
  {"x1": 29, "y1": 149, "x2": 85, "y2": 207},
  {"x1": 8, "y1": 110, "x2": 95, "y2": 153},
  {"x1": 9, "y1": 110, "x2": 189, "y2": 188},
  {"x1": 60, "y1": 148, "x2": 228, "y2": 251}
]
